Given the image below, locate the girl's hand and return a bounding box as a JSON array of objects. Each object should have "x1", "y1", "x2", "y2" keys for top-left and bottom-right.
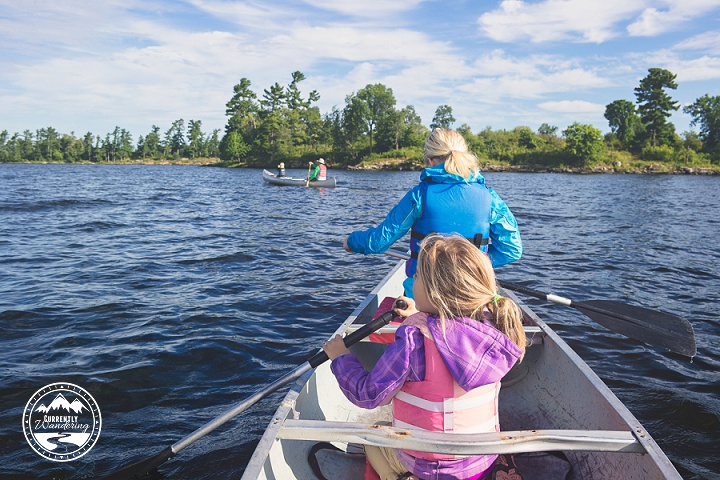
[
  {"x1": 394, "y1": 295, "x2": 419, "y2": 317},
  {"x1": 322, "y1": 334, "x2": 350, "y2": 360}
]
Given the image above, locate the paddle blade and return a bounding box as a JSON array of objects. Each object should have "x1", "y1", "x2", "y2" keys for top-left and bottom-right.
[
  {"x1": 99, "y1": 446, "x2": 175, "y2": 480},
  {"x1": 574, "y1": 300, "x2": 696, "y2": 357}
]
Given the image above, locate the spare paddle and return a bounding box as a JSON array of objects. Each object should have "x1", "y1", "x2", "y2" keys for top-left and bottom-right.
[
  {"x1": 382, "y1": 250, "x2": 696, "y2": 357},
  {"x1": 497, "y1": 281, "x2": 696, "y2": 357},
  {"x1": 100, "y1": 309, "x2": 399, "y2": 480}
]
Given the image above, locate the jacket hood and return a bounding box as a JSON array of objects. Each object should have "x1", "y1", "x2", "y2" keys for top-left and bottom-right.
[
  {"x1": 419, "y1": 162, "x2": 486, "y2": 186},
  {"x1": 427, "y1": 314, "x2": 522, "y2": 391}
]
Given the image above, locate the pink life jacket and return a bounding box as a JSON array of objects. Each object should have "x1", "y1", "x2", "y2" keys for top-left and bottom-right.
[
  {"x1": 392, "y1": 315, "x2": 501, "y2": 461},
  {"x1": 318, "y1": 164, "x2": 327, "y2": 180}
]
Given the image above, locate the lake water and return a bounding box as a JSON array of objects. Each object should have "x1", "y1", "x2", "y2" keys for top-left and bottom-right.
[{"x1": 1, "y1": 164, "x2": 718, "y2": 479}]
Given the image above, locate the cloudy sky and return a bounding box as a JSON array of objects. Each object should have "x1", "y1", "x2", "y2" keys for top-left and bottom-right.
[{"x1": 1, "y1": 0, "x2": 719, "y2": 141}]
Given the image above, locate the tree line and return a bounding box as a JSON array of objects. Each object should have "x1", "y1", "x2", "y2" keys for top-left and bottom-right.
[{"x1": 1, "y1": 68, "x2": 718, "y2": 167}]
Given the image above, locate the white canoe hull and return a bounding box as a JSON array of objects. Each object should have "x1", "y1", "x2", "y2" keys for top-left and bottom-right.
[
  {"x1": 262, "y1": 169, "x2": 337, "y2": 188},
  {"x1": 242, "y1": 261, "x2": 681, "y2": 479}
]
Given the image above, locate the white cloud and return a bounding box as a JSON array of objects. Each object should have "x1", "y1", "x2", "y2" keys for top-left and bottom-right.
[
  {"x1": 478, "y1": 0, "x2": 720, "y2": 44},
  {"x1": 477, "y1": 0, "x2": 647, "y2": 44},
  {"x1": 640, "y1": 50, "x2": 720, "y2": 82},
  {"x1": 674, "y1": 30, "x2": 720, "y2": 55},
  {"x1": 539, "y1": 100, "x2": 606, "y2": 113},
  {"x1": 460, "y1": 50, "x2": 611, "y2": 100},
  {"x1": 627, "y1": 0, "x2": 720, "y2": 36},
  {"x1": 1, "y1": 0, "x2": 718, "y2": 137},
  {"x1": 300, "y1": 0, "x2": 424, "y2": 17}
]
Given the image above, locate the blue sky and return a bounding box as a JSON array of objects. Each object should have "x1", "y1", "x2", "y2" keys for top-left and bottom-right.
[{"x1": 1, "y1": 0, "x2": 719, "y2": 141}]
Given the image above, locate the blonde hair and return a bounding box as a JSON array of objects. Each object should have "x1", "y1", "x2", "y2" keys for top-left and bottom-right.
[
  {"x1": 423, "y1": 128, "x2": 480, "y2": 180},
  {"x1": 415, "y1": 234, "x2": 526, "y2": 359}
]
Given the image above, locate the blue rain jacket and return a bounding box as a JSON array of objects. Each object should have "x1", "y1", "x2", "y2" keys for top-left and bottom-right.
[{"x1": 346, "y1": 164, "x2": 522, "y2": 293}]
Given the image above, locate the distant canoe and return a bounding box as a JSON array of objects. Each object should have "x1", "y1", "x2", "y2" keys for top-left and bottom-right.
[{"x1": 262, "y1": 169, "x2": 337, "y2": 188}]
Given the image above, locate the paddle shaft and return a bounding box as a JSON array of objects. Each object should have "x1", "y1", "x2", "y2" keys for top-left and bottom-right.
[
  {"x1": 306, "y1": 162, "x2": 311, "y2": 187},
  {"x1": 381, "y1": 250, "x2": 695, "y2": 356},
  {"x1": 101, "y1": 310, "x2": 397, "y2": 479}
]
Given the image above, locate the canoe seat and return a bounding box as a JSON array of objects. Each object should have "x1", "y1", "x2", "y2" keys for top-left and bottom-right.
[{"x1": 276, "y1": 420, "x2": 645, "y2": 455}]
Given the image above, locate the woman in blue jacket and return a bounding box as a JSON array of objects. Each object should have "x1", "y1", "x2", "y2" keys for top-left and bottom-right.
[{"x1": 344, "y1": 128, "x2": 522, "y2": 297}]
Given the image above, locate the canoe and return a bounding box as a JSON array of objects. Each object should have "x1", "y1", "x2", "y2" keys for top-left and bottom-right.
[
  {"x1": 262, "y1": 169, "x2": 337, "y2": 188},
  {"x1": 242, "y1": 259, "x2": 682, "y2": 480}
]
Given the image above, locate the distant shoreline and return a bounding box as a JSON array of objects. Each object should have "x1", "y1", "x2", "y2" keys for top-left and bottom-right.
[{"x1": 3, "y1": 160, "x2": 719, "y2": 175}]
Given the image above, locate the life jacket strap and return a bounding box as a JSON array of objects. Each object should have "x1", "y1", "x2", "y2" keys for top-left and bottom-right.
[{"x1": 410, "y1": 231, "x2": 489, "y2": 258}]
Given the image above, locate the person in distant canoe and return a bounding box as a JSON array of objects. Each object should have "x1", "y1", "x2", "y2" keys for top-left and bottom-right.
[
  {"x1": 324, "y1": 234, "x2": 526, "y2": 480},
  {"x1": 308, "y1": 158, "x2": 327, "y2": 181},
  {"x1": 277, "y1": 162, "x2": 286, "y2": 177},
  {"x1": 343, "y1": 128, "x2": 522, "y2": 297}
]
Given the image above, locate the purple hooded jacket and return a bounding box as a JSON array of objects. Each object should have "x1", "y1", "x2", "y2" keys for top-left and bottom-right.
[{"x1": 330, "y1": 312, "x2": 523, "y2": 479}]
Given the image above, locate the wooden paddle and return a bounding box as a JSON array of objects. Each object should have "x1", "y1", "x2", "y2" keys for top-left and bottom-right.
[
  {"x1": 99, "y1": 309, "x2": 399, "y2": 480},
  {"x1": 382, "y1": 250, "x2": 696, "y2": 357},
  {"x1": 306, "y1": 161, "x2": 312, "y2": 187}
]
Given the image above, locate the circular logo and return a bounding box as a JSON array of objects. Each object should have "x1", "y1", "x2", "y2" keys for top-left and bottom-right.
[{"x1": 22, "y1": 383, "x2": 101, "y2": 462}]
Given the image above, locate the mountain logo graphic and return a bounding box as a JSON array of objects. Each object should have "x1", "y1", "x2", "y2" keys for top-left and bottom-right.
[
  {"x1": 35, "y1": 393, "x2": 87, "y2": 414},
  {"x1": 22, "y1": 383, "x2": 101, "y2": 462}
]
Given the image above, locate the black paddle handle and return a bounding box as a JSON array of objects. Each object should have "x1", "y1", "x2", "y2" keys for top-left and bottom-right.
[{"x1": 308, "y1": 303, "x2": 404, "y2": 368}]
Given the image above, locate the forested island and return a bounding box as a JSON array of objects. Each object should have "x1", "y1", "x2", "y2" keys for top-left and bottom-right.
[{"x1": 2, "y1": 68, "x2": 719, "y2": 174}]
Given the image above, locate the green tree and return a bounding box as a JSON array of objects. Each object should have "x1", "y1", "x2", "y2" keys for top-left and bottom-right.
[
  {"x1": 286, "y1": 73, "x2": 307, "y2": 148},
  {"x1": 285, "y1": 71, "x2": 321, "y2": 151},
  {"x1": 683, "y1": 94, "x2": 720, "y2": 154},
  {"x1": 430, "y1": 105, "x2": 455, "y2": 130},
  {"x1": 187, "y1": 120, "x2": 204, "y2": 159},
  {"x1": 604, "y1": 99, "x2": 644, "y2": 147},
  {"x1": 376, "y1": 109, "x2": 404, "y2": 151},
  {"x1": 562, "y1": 122, "x2": 604, "y2": 165},
  {"x1": 82, "y1": 132, "x2": 95, "y2": 161},
  {"x1": 224, "y1": 131, "x2": 250, "y2": 161},
  {"x1": 138, "y1": 125, "x2": 162, "y2": 159},
  {"x1": 36, "y1": 127, "x2": 59, "y2": 160},
  {"x1": 205, "y1": 129, "x2": 221, "y2": 158},
  {"x1": 255, "y1": 82, "x2": 290, "y2": 161},
  {"x1": 516, "y1": 126, "x2": 539, "y2": 149},
  {"x1": 59, "y1": 132, "x2": 84, "y2": 162},
  {"x1": 224, "y1": 78, "x2": 259, "y2": 152},
  {"x1": 680, "y1": 131, "x2": 703, "y2": 164},
  {"x1": 537, "y1": 123, "x2": 558, "y2": 138},
  {"x1": 0, "y1": 130, "x2": 8, "y2": 162},
  {"x1": 634, "y1": 68, "x2": 679, "y2": 147},
  {"x1": 115, "y1": 127, "x2": 133, "y2": 160},
  {"x1": 4, "y1": 133, "x2": 23, "y2": 162},
  {"x1": 399, "y1": 105, "x2": 428, "y2": 148},
  {"x1": 354, "y1": 83, "x2": 397, "y2": 154},
  {"x1": 165, "y1": 120, "x2": 185, "y2": 157}
]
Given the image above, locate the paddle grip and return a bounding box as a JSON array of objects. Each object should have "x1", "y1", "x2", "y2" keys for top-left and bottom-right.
[{"x1": 308, "y1": 309, "x2": 397, "y2": 368}]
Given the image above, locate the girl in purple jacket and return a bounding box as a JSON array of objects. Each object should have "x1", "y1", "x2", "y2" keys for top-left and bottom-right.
[{"x1": 324, "y1": 234, "x2": 526, "y2": 480}]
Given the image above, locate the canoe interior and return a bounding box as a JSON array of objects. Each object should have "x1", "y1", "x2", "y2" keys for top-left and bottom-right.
[{"x1": 242, "y1": 261, "x2": 680, "y2": 480}]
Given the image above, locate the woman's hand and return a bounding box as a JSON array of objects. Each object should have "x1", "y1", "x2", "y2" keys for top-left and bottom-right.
[
  {"x1": 322, "y1": 334, "x2": 350, "y2": 360},
  {"x1": 393, "y1": 295, "x2": 419, "y2": 317}
]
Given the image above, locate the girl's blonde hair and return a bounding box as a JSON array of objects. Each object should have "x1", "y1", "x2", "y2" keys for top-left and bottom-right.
[
  {"x1": 423, "y1": 128, "x2": 480, "y2": 180},
  {"x1": 415, "y1": 234, "x2": 526, "y2": 358}
]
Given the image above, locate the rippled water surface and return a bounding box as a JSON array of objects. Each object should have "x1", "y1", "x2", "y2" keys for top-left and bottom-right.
[{"x1": 1, "y1": 164, "x2": 718, "y2": 479}]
